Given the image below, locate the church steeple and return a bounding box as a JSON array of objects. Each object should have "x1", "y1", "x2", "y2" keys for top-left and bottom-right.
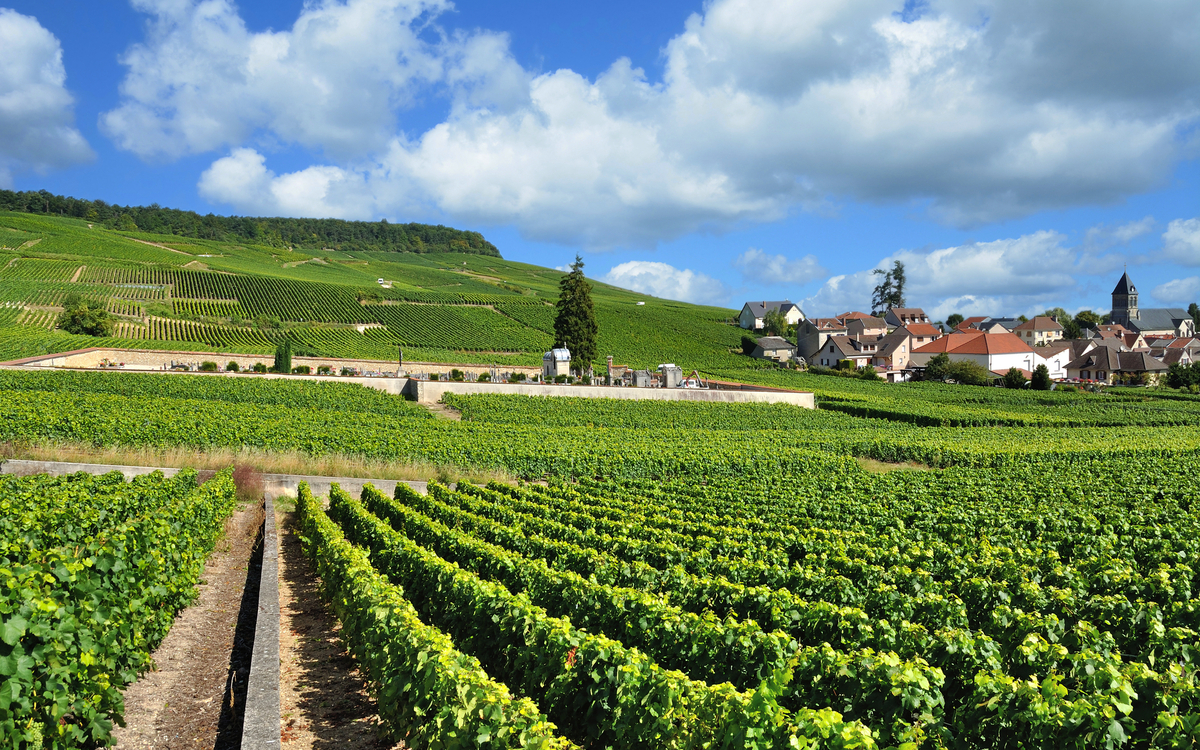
[{"x1": 1111, "y1": 270, "x2": 1138, "y2": 325}]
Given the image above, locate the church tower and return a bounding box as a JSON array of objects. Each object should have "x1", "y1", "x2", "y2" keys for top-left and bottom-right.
[{"x1": 1111, "y1": 271, "x2": 1138, "y2": 326}]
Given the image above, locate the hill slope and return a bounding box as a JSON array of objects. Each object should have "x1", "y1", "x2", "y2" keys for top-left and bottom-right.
[{"x1": 0, "y1": 211, "x2": 760, "y2": 373}]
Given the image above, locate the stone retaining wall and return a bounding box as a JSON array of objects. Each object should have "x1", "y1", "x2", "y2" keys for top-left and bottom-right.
[{"x1": 403, "y1": 378, "x2": 815, "y2": 408}]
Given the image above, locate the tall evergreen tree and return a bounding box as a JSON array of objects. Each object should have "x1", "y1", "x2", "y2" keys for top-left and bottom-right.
[
  {"x1": 871, "y1": 261, "x2": 906, "y2": 316},
  {"x1": 553, "y1": 255, "x2": 598, "y2": 374}
]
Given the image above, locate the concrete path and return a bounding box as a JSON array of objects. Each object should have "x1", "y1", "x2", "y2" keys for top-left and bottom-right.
[{"x1": 0, "y1": 459, "x2": 428, "y2": 498}]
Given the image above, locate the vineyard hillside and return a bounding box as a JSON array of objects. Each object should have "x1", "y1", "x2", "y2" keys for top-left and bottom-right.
[{"x1": 0, "y1": 211, "x2": 752, "y2": 372}]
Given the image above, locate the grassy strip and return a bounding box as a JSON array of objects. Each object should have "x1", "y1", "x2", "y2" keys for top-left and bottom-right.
[{"x1": 0, "y1": 441, "x2": 515, "y2": 486}]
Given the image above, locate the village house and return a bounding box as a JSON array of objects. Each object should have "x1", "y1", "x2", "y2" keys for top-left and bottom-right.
[
  {"x1": 1035, "y1": 341, "x2": 1080, "y2": 379},
  {"x1": 1011, "y1": 316, "x2": 1065, "y2": 346},
  {"x1": 843, "y1": 315, "x2": 888, "y2": 337},
  {"x1": 796, "y1": 317, "x2": 848, "y2": 363},
  {"x1": 738, "y1": 300, "x2": 804, "y2": 331},
  {"x1": 1065, "y1": 348, "x2": 1169, "y2": 385},
  {"x1": 955, "y1": 316, "x2": 988, "y2": 332},
  {"x1": 869, "y1": 331, "x2": 915, "y2": 381},
  {"x1": 751, "y1": 336, "x2": 798, "y2": 363},
  {"x1": 884, "y1": 308, "x2": 930, "y2": 328},
  {"x1": 984, "y1": 318, "x2": 1022, "y2": 333},
  {"x1": 1148, "y1": 337, "x2": 1200, "y2": 367},
  {"x1": 895, "y1": 322, "x2": 943, "y2": 347},
  {"x1": 815, "y1": 336, "x2": 872, "y2": 369},
  {"x1": 910, "y1": 330, "x2": 1041, "y2": 373}
]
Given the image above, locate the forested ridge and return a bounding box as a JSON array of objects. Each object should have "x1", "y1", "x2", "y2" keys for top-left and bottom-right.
[{"x1": 0, "y1": 189, "x2": 500, "y2": 256}]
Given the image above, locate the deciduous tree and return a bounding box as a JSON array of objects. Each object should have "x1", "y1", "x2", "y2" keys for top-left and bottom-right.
[{"x1": 57, "y1": 294, "x2": 112, "y2": 337}]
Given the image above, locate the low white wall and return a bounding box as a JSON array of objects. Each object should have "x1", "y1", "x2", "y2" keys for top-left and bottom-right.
[
  {"x1": 1, "y1": 347, "x2": 539, "y2": 378},
  {"x1": 406, "y1": 379, "x2": 815, "y2": 408}
]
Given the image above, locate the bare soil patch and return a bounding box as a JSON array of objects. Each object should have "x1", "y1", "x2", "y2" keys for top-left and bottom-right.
[
  {"x1": 278, "y1": 509, "x2": 401, "y2": 748},
  {"x1": 855, "y1": 457, "x2": 931, "y2": 474},
  {"x1": 113, "y1": 501, "x2": 264, "y2": 749},
  {"x1": 424, "y1": 401, "x2": 462, "y2": 420}
]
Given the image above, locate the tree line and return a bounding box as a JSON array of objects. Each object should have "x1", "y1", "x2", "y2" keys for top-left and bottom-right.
[{"x1": 0, "y1": 189, "x2": 500, "y2": 256}]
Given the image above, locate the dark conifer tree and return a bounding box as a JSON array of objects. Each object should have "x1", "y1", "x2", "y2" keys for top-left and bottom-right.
[{"x1": 553, "y1": 255, "x2": 598, "y2": 374}]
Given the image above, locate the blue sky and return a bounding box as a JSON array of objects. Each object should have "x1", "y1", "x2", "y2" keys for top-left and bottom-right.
[{"x1": 1, "y1": 0, "x2": 1198, "y2": 319}]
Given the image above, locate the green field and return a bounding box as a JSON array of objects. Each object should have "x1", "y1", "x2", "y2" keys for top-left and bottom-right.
[{"x1": 3, "y1": 370, "x2": 1200, "y2": 747}]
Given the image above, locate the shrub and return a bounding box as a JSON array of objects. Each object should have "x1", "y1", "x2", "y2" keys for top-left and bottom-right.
[
  {"x1": 859, "y1": 365, "x2": 882, "y2": 382},
  {"x1": 477, "y1": 372, "x2": 491, "y2": 382},
  {"x1": 317, "y1": 365, "x2": 332, "y2": 375},
  {"x1": 924, "y1": 353, "x2": 951, "y2": 381},
  {"x1": 555, "y1": 374, "x2": 568, "y2": 384},
  {"x1": 1031, "y1": 364, "x2": 1052, "y2": 391},
  {"x1": 226, "y1": 361, "x2": 240, "y2": 372},
  {"x1": 1059, "y1": 384, "x2": 1078, "y2": 392},
  {"x1": 199, "y1": 361, "x2": 219, "y2": 372},
  {"x1": 57, "y1": 294, "x2": 113, "y2": 337},
  {"x1": 292, "y1": 365, "x2": 312, "y2": 374},
  {"x1": 1166, "y1": 362, "x2": 1200, "y2": 389},
  {"x1": 945, "y1": 360, "x2": 991, "y2": 386},
  {"x1": 510, "y1": 372, "x2": 527, "y2": 382},
  {"x1": 430, "y1": 373, "x2": 440, "y2": 381},
  {"x1": 450, "y1": 369, "x2": 465, "y2": 382},
  {"x1": 341, "y1": 367, "x2": 356, "y2": 376},
  {"x1": 1003, "y1": 367, "x2": 1028, "y2": 389},
  {"x1": 252, "y1": 362, "x2": 268, "y2": 373}
]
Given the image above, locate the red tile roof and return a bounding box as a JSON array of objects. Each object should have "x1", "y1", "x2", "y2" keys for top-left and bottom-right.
[
  {"x1": 949, "y1": 332, "x2": 1035, "y2": 355},
  {"x1": 900, "y1": 323, "x2": 942, "y2": 338},
  {"x1": 1012, "y1": 316, "x2": 1064, "y2": 332}
]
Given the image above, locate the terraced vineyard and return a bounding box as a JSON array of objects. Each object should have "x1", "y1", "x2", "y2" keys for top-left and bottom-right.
[{"x1": 0, "y1": 211, "x2": 758, "y2": 369}]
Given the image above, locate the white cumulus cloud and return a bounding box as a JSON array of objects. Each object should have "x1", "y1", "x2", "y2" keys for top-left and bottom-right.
[
  {"x1": 108, "y1": 0, "x2": 1200, "y2": 246},
  {"x1": 1163, "y1": 218, "x2": 1200, "y2": 266},
  {"x1": 733, "y1": 248, "x2": 826, "y2": 286},
  {"x1": 1153, "y1": 276, "x2": 1200, "y2": 305},
  {"x1": 101, "y1": 0, "x2": 521, "y2": 161},
  {"x1": 601, "y1": 261, "x2": 729, "y2": 306},
  {"x1": 801, "y1": 230, "x2": 1084, "y2": 317},
  {"x1": 0, "y1": 9, "x2": 92, "y2": 186},
  {"x1": 198, "y1": 148, "x2": 376, "y2": 219}
]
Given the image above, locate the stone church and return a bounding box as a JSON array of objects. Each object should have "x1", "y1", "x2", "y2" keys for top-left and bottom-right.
[{"x1": 1110, "y1": 272, "x2": 1195, "y2": 337}]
